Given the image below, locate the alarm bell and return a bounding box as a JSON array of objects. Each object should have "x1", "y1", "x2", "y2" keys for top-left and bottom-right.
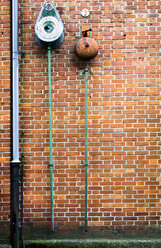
[
  {"x1": 35, "y1": 1, "x2": 64, "y2": 49},
  {"x1": 74, "y1": 28, "x2": 99, "y2": 60}
]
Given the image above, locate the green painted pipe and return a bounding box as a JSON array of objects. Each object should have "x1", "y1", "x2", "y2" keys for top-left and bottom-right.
[
  {"x1": 85, "y1": 68, "x2": 89, "y2": 232},
  {"x1": 48, "y1": 46, "x2": 54, "y2": 232}
]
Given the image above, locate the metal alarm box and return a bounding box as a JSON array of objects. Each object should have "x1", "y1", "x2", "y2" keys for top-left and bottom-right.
[{"x1": 35, "y1": 1, "x2": 64, "y2": 49}]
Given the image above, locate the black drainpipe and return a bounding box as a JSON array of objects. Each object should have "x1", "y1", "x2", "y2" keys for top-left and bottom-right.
[{"x1": 10, "y1": 0, "x2": 20, "y2": 247}]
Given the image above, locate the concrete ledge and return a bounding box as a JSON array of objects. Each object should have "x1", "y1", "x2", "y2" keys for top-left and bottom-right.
[
  {"x1": 0, "y1": 246, "x2": 11, "y2": 248},
  {"x1": 25, "y1": 239, "x2": 161, "y2": 248}
]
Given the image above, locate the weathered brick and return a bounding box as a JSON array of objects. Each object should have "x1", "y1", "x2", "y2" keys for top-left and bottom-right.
[{"x1": 1, "y1": 0, "x2": 161, "y2": 236}]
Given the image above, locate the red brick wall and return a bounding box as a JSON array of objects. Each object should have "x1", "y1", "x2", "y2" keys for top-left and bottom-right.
[
  {"x1": 1, "y1": 0, "x2": 161, "y2": 237},
  {"x1": 0, "y1": 0, "x2": 10, "y2": 234}
]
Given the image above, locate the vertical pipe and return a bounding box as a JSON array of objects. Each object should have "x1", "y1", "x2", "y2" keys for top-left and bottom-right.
[
  {"x1": 11, "y1": 0, "x2": 19, "y2": 163},
  {"x1": 48, "y1": 46, "x2": 54, "y2": 232},
  {"x1": 10, "y1": 0, "x2": 20, "y2": 247},
  {"x1": 20, "y1": 162, "x2": 25, "y2": 247},
  {"x1": 85, "y1": 68, "x2": 89, "y2": 232}
]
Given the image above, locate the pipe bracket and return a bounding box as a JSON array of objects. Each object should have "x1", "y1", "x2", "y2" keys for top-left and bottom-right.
[{"x1": 79, "y1": 69, "x2": 90, "y2": 78}]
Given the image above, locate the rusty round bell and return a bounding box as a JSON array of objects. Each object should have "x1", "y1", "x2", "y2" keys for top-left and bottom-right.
[{"x1": 74, "y1": 37, "x2": 99, "y2": 60}]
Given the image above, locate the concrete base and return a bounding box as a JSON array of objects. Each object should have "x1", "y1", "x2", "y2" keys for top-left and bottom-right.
[
  {"x1": 24, "y1": 239, "x2": 161, "y2": 248},
  {"x1": 1, "y1": 238, "x2": 161, "y2": 248}
]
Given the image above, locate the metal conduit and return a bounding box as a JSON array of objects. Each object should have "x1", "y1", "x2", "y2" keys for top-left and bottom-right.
[
  {"x1": 85, "y1": 68, "x2": 89, "y2": 232},
  {"x1": 48, "y1": 46, "x2": 54, "y2": 232}
]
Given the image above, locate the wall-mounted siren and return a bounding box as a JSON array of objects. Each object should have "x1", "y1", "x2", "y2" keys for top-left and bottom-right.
[{"x1": 35, "y1": 1, "x2": 64, "y2": 49}]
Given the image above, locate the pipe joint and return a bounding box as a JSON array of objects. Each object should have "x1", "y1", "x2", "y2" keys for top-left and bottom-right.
[{"x1": 12, "y1": 52, "x2": 19, "y2": 60}]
